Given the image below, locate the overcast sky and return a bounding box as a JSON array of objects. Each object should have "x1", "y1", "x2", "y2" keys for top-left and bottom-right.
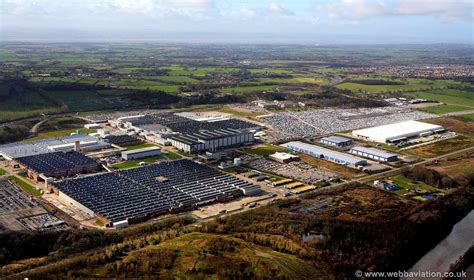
[{"x1": 1, "y1": 0, "x2": 473, "y2": 44}]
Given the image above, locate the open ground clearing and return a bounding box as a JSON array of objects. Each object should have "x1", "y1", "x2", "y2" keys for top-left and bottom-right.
[{"x1": 404, "y1": 136, "x2": 474, "y2": 158}]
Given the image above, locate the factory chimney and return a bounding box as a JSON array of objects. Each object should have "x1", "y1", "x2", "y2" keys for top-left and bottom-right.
[{"x1": 74, "y1": 141, "x2": 80, "y2": 152}]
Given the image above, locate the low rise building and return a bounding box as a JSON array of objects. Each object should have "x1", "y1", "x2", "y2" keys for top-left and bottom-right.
[
  {"x1": 121, "y1": 146, "x2": 161, "y2": 160},
  {"x1": 284, "y1": 141, "x2": 367, "y2": 168},
  {"x1": 350, "y1": 146, "x2": 398, "y2": 162},
  {"x1": 320, "y1": 136, "x2": 353, "y2": 148},
  {"x1": 268, "y1": 152, "x2": 299, "y2": 163}
]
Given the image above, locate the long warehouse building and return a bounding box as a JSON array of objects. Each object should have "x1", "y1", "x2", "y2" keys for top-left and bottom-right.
[
  {"x1": 350, "y1": 146, "x2": 398, "y2": 162},
  {"x1": 121, "y1": 146, "x2": 162, "y2": 160},
  {"x1": 352, "y1": 120, "x2": 444, "y2": 143},
  {"x1": 284, "y1": 141, "x2": 367, "y2": 168}
]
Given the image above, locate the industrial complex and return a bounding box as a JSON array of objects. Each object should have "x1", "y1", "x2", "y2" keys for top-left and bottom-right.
[{"x1": 0, "y1": 106, "x2": 456, "y2": 231}]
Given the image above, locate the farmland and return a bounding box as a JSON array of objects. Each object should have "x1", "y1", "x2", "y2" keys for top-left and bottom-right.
[
  {"x1": 405, "y1": 89, "x2": 474, "y2": 108},
  {"x1": 2, "y1": 44, "x2": 473, "y2": 123},
  {"x1": 419, "y1": 104, "x2": 472, "y2": 114}
]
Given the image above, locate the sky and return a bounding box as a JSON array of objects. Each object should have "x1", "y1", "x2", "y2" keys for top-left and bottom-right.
[{"x1": 0, "y1": 0, "x2": 473, "y2": 44}]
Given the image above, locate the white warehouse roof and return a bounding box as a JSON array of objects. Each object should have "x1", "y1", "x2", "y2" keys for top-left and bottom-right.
[
  {"x1": 352, "y1": 121, "x2": 443, "y2": 143},
  {"x1": 283, "y1": 141, "x2": 366, "y2": 166},
  {"x1": 350, "y1": 146, "x2": 397, "y2": 159},
  {"x1": 122, "y1": 146, "x2": 161, "y2": 155}
]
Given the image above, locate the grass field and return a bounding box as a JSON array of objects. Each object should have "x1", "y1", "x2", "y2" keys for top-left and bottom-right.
[
  {"x1": 163, "y1": 151, "x2": 182, "y2": 160},
  {"x1": 222, "y1": 85, "x2": 278, "y2": 95},
  {"x1": 404, "y1": 136, "x2": 474, "y2": 158},
  {"x1": 8, "y1": 176, "x2": 42, "y2": 196},
  {"x1": 381, "y1": 144, "x2": 400, "y2": 151},
  {"x1": 0, "y1": 168, "x2": 7, "y2": 175},
  {"x1": 26, "y1": 128, "x2": 95, "y2": 141},
  {"x1": 419, "y1": 104, "x2": 472, "y2": 114},
  {"x1": 405, "y1": 89, "x2": 474, "y2": 108},
  {"x1": 122, "y1": 143, "x2": 158, "y2": 150},
  {"x1": 392, "y1": 175, "x2": 441, "y2": 195},
  {"x1": 242, "y1": 144, "x2": 285, "y2": 157},
  {"x1": 113, "y1": 155, "x2": 165, "y2": 170},
  {"x1": 337, "y1": 78, "x2": 464, "y2": 94},
  {"x1": 459, "y1": 113, "x2": 474, "y2": 121}
]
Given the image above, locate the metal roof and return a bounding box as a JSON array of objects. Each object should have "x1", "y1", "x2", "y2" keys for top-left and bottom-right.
[
  {"x1": 122, "y1": 146, "x2": 161, "y2": 155},
  {"x1": 321, "y1": 136, "x2": 353, "y2": 144},
  {"x1": 350, "y1": 146, "x2": 397, "y2": 159},
  {"x1": 284, "y1": 141, "x2": 366, "y2": 165},
  {"x1": 0, "y1": 135, "x2": 102, "y2": 159}
]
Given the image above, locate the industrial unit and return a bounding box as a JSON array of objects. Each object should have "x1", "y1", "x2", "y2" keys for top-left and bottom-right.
[
  {"x1": 121, "y1": 146, "x2": 162, "y2": 160},
  {"x1": 352, "y1": 121, "x2": 445, "y2": 143},
  {"x1": 170, "y1": 129, "x2": 254, "y2": 153},
  {"x1": 268, "y1": 152, "x2": 299, "y2": 163},
  {"x1": 112, "y1": 112, "x2": 261, "y2": 153},
  {"x1": 284, "y1": 141, "x2": 367, "y2": 167},
  {"x1": 320, "y1": 136, "x2": 353, "y2": 147},
  {"x1": 52, "y1": 159, "x2": 261, "y2": 226},
  {"x1": 350, "y1": 146, "x2": 398, "y2": 162},
  {"x1": 15, "y1": 151, "x2": 101, "y2": 182}
]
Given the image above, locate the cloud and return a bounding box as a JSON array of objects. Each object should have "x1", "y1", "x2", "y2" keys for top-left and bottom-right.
[
  {"x1": 268, "y1": 3, "x2": 294, "y2": 16},
  {"x1": 220, "y1": 5, "x2": 256, "y2": 20},
  {"x1": 316, "y1": 0, "x2": 473, "y2": 21},
  {"x1": 163, "y1": 0, "x2": 214, "y2": 9}
]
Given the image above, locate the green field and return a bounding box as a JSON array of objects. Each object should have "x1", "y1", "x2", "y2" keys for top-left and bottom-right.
[
  {"x1": 243, "y1": 144, "x2": 286, "y2": 157},
  {"x1": 113, "y1": 155, "x2": 165, "y2": 170},
  {"x1": 459, "y1": 113, "x2": 474, "y2": 121},
  {"x1": 8, "y1": 176, "x2": 42, "y2": 196},
  {"x1": 419, "y1": 104, "x2": 472, "y2": 114},
  {"x1": 163, "y1": 151, "x2": 182, "y2": 160},
  {"x1": 0, "y1": 168, "x2": 7, "y2": 175},
  {"x1": 337, "y1": 78, "x2": 464, "y2": 94},
  {"x1": 392, "y1": 175, "x2": 441, "y2": 196},
  {"x1": 405, "y1": 89, "x2": 474, "y2": 108},
  {"x1": 221, "y1": 85, "x2": 278, "y2": 95}
]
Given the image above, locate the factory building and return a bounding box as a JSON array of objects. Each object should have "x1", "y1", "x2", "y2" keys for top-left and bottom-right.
[
  {"x1": 352, "y1": 121, "x2": 445, "y2": 143},
  {"x1": 84, "y1": 123, "x2": 101, "y2": 130},
  {"x1": 320, "y1": 136, "x2": 353, "y2": 148},
  {"x1": 0, "y1": 135, "x2": 110, "y2": 161},
  {"x1": 48, "y1": 140, "x2": 111, "y2": 153},
  {"x1": 121, "y1": 146, "x2": 162, "y2": 160},
  {"x1": 284, "y1": 141, "x2": 367, "y2": 168},
  {"x1": 15, "y1": 151, "x2": 101, "y2": 182},
  {"x1": 170, "y1": 129, "x2": 254, "y2": 153},
  {"x1": 52, "y1": 159, "x2": 261, "y2": 226},
  {"x1": 350, "y1": 146, "x2": 398, "y2": 162}
]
